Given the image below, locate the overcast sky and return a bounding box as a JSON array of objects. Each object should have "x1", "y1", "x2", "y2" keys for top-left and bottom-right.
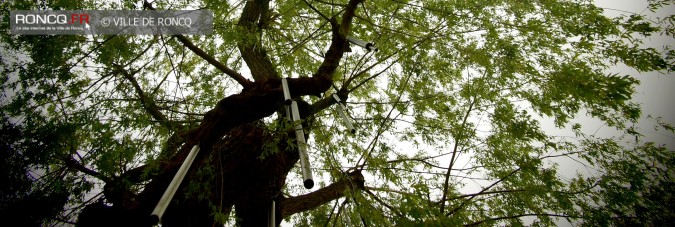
[
  {"x1": 575, "y1": 0, "x2": 674, "y2": 147},
  {"x1": 528, "y1": 0, "x2": 675, "y2": 152},
  {"x1": 550, "y1": 1, "x2": 674, "y2": 225}
]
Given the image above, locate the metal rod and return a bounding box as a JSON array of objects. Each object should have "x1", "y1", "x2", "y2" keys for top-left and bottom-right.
[
  {"x1": 291, "y1": 101, "x2": 314, "y2": 189},
  {"x1": 269, "y1": 200, "x2": 276, "y2": 227},
  {"x1": 281, "y1": 78, "x2": 292, "y2": 105},
  {"x1": 347, "y1": 36, "x2": 378, "y2": 52},
  {"x1": 332, "y1": 94, "x2": 356, "y2": 134},
  {"x1": 151, "y1": 144, "x2": 200, "y2": 222}
]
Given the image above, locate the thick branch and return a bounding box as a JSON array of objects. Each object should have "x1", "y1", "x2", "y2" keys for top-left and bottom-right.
[
  {"x1": 63, "y1": 157, "x2": 109, "y2": 183},
  {"x1": 339, "y1": 0, "x2": 363, "y2": 35},
  {"x1": 313, "y1": 0, "x2": 365, "y2": 80},
  {"x1": 237, "y1": 0, "x2": 279, "y2": 81},
  {"x1": 280, "y1": 171, "x2": 365, "y2": 218}
]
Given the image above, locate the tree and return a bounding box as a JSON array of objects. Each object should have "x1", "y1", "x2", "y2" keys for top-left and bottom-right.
[
  {"x1": 0, "y1": 118, "x2": 73, "y2": 226},
  {"x1": 1, "y1": 0, "x2": 674, "y2": 226}
]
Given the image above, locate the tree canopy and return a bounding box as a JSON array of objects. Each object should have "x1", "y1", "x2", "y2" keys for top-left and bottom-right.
[{"x1": 1, "y1": 0, "x2": 674, "y2": 226}]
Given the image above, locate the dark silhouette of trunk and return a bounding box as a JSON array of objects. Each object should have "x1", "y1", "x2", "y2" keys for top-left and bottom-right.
[{"x1": 77, "y1": 79, "x2": 364, "y2": 227}]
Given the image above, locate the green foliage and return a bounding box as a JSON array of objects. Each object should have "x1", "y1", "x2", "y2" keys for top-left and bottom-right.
[
  {"x1": 1, "y1": 0, "x2": 674, "y2": 225},
  {"x1": 577, "y1": 140, "x2": 675, "y2": 226},
  {"x1": 0, "y1": 118, "x2": 82, "y2": 226}
]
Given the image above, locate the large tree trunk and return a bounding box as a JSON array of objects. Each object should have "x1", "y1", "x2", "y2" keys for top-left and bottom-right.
[
  {"x1": 160, "y1": 122, "x2": 299, "y2": 227},
  {"x1": 77, "y1": 81, "x2": 363, "y2": 227},
  {"x1": 77, "y1": 0, "x2": 366, "y2": 225},
  {"x1": 78, "y1": 121, "x2": 297, "y2": 226}
]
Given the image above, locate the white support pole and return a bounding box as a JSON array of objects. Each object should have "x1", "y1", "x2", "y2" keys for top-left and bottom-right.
[
  {"x1": 332, "y1": 94, "x2": 356, "y2": 134},
  {"x1": 291, "y1": 101, "x2": 314, "y2": 189},
  {"x1": 151, "y1": 145, "x2": 200, "y2": 222},
  {"x1": 269, "y1": 200, "x2": 276, "y2": 227},
  {"x1": 281, "y1": 78, "x2": 292, "y2": 105},
  {"x1": 284, "y1": 105, "x2": 291, "y2": 121},
  {"x1": 347, "y1": 36, "x2": 378, "y2": 52}
]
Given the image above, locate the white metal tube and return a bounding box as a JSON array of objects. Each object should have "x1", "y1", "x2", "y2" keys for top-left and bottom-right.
[
  {"x1": 281, "y1": 78, "x2": 292, "y2": 105},
  {"x1": 290, "y1": 101, "x2": 314, "y2": 189},
  {"x1": 337, "y1": 104, "x2": 356, "y2": 134},
  {"x1": 332, "y1": 94, "x2": 342, "y2": 103},
  {"x1": 332, "y1": 94, "x2": 356, "y2": 134},
  {"x1": 151, "y1": 145, "x2": 200, "y2": 221},
  {"x1": 347, "y1": 36, "x2": 368, "y2": 48},
  {"x1": 269, "y1": 200, "x2": 276, "y2": 227},
  {"x1": 284, "y1": 105, "x2": 291, "y2": 121},
  {"x1": 347, "y1": 36, "x2": 378, "y2": 52},
  {"x1": 365, "y1": 43, "x2": 378, "y2": 52}
]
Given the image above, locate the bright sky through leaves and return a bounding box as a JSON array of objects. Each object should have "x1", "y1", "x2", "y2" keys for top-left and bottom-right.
[{"x1": 0, "y1": 0, "x2": 673, "y2": 226}]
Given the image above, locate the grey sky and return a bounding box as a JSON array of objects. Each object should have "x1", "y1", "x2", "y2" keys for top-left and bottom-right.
[{"x1": 586, "y1": 0, "x2": 674, "y2": 147}]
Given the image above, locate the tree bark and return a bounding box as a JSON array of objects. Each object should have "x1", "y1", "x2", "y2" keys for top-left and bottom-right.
[{"x1": 77, "y1": 81, "x2": 362, "y2": 226}]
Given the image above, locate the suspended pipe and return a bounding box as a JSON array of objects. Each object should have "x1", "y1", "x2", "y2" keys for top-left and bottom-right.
[
  {"x1": 150, "y1": 144, "x2": 200, "y2": 223},
  {"x1": 281, "y1": 78, "x2": 292, "y2": 105},
  {"x1": 333, "y1": 94, "x2": 356, "y2": 134},
  {"x1": 291, "y1": 101, "x2": 314, "y2": 189},
  {"x1": 268, "y1": 200, "x2": 276, "y2": 227},
  {"x1": 347, "y1": 36, "x2": 378, "y2": 52}
]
